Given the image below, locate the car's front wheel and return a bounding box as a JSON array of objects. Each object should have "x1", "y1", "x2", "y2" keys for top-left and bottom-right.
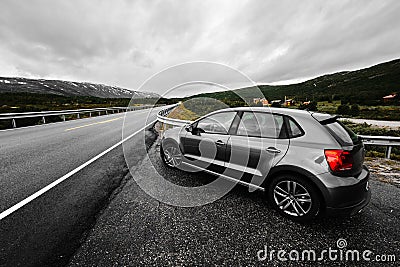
[
  {"x1": 267, "y1": 174, "x2": 321, "y2": 222},
  {"x1": 160, "y1": 142, "x2": 183, "y2": 168}
]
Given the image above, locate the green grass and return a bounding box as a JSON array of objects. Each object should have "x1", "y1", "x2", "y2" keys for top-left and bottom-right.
[
  {"x1": 317, "y1": 101, "x2": 400, "y2": 120},
  {"x1": 342, "y1": 121, "x2": 400, "y2": 136},
  {"x1": 167, "y1": 103, "x2": 199, "y2": 121}
]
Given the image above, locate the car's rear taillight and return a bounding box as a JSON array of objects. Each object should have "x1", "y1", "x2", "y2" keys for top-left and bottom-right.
[{"x1": 324, "y1": 149, "x2": 353, "y2": 172}]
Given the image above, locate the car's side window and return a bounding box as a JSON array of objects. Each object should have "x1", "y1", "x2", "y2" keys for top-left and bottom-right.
[
  {"x1": 236, "y1": 112, "x2": 285, "y2": 138},
  {"x1": 196, "y1": 112, "x2": 236, "y2": 134},
  {"x1": 287, "y1": 117, "x2": 303, "y2": 138}
]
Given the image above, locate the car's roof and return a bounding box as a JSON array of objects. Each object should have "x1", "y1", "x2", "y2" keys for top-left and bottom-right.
[{"x1": 210, "y1": 106, "x2": 320, "y2": 118}]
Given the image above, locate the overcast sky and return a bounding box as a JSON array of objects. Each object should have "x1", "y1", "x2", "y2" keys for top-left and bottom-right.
[{"x1": 1, "y1": 0, "x2": 400, "y2": 97}]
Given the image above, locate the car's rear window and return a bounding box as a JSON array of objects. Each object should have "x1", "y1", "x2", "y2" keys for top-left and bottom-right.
[
  {"x1": 286, "y1": 117, "x2": 303, "y2": 138},
  {"x1": 324, "y1": 121, "x2": 358, "y2": 145}
]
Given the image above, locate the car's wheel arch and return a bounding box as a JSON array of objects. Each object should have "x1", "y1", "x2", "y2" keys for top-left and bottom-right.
[{"x1": 264, "y1": 165, "x2": 328, "y2": 209}]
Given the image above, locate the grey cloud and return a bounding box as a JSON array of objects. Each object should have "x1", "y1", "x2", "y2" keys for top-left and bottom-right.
[
  {"x1": 130, "y1": 49, "x2": 154, "y2": 68},
  {"x1": 0, "y1": 0, "x2": 399, "y2": 96}
]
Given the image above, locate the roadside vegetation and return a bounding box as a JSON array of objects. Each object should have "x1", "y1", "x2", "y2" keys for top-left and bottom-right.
[
  {"x1": 167, "y1": 103, "x2": 198, "y2": 121},
  {"x1": 317, "y1": 101, "x2": 400, "y2": 121},
  {"x1": 0, "y1": 92, "x2": 175, "y2": 113},
  {"x1": 0, "y1": 92, "x2": 174, "y2": 130}
]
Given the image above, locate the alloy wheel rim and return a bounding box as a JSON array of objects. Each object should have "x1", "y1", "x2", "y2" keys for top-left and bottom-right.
[
  {"x1": 273, "y1": 180, "x2": 312, "y2": 217},
  {"x1": 164, "y1": 146, "x2": 182, "y2": 167}
]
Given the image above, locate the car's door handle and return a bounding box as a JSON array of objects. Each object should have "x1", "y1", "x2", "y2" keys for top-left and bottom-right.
[
  {"x1": 215, "y1": 140, "x2": 225, "y2": 146},
  {"x1": 266, "y1": 147, "x2": 281, "y2": 153}
]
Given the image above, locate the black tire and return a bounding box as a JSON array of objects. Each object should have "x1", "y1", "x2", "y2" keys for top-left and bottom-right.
[
  {"x1": 160, "y1": 142, "x2": 183, "y2": 169},
  {"x1": 266, "y1": 174, "x2": 321, "y2": 222}
]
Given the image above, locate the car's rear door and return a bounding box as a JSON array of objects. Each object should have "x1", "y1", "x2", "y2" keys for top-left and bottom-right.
[{"x1": 224, "y1": 111, "x2": 289, "y2": 188}]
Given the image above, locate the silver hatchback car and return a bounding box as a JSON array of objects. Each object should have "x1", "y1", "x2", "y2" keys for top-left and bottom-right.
[{"x1": 160, "y1": 107, "x2": 371, "y2": 222}]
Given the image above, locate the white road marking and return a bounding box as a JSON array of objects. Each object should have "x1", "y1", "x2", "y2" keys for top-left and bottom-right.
[{"x1": 0, "y1": 120, "x2": 156, "y2": 221}]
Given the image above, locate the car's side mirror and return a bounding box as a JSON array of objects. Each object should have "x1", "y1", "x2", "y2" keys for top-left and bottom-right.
[{"x1": 185, "y1": 124, "x2": 193, "y2": 132}]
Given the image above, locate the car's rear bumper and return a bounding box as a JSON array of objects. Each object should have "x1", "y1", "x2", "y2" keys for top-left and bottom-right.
[
  {"x1": 317, "y1": 166, "x2": 371, "y2": 216},
  {"x1": 325, "y1": 188, "x2": 371, "y2": 216}
]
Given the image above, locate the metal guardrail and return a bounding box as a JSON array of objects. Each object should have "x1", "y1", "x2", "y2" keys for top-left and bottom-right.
[
  {"x1": 0, "y1": 105, "x2": 153, "y2": 128},
  {"x1": 156, "y1": 107, "x2": 400, "y2": 159},
  {"x1": 359, "y1": 135, "x2": 400, "y2": 159},
  {"x1": 156, "y1": 104, "x2": 191, "y2": 127}
]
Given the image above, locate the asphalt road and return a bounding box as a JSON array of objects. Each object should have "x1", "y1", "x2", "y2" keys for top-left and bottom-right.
[
  {"x1": 0, "y1": 107, "x2": 162, "y2": 266},
  {"x1": 69, "y1": 136, "x2": 400, "y2": 266}
]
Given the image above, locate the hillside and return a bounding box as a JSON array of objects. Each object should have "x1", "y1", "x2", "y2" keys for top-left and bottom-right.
[
  {"x1": 0, "y1": 77, "x2": 159, "y2": 99},
  {"x1": 191, "y1": 58, "x2": 400, "y2": 106}
]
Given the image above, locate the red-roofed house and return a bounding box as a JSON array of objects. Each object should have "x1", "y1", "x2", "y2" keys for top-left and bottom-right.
[{"x1": 383, "y1": 93, "x2": 397, "y2": 102}]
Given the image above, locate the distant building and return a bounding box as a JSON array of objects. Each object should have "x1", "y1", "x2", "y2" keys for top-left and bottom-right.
[
  {"x1": 284, "y1": 97, "x2": 294, "y2": 107},
  {"x1": 270, "y1": 100, "x2": 281, "y2": 104},
  {"x1": 303, "y1": 101, "x2": 311, "y2": 105},
  {"x1": 383, "y1": 93, "x2": 397, "y2": 102},
  {"x1": 253, "y1": 98, "x2": 269, "y2": 106}
]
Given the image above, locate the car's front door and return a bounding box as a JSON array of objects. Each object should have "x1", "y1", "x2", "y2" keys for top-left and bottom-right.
[
  {"x1": 181, "y1": 111, "x2": 237, "y2": 173},
  {"x1": 224, "y1": 111, "x2": 289, "y2": 188}
]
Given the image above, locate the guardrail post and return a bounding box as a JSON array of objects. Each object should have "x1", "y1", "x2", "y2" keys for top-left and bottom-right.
[
  {"x1": 386, "y1": 146, "x2": 392, "y2": 159},
  {"x1": 77, "y1": 113, "x2": 80, "y2": 119},
  {"x1": 89, "y1": 112, "x2": 92, "y2": 117},
  {"x1": 12, "y1": 119, "x2": 16, "y2": 128},
  {"x1": 106, "y1": 110, "x2": 108, "y2": 115},
  {"x1": 98, "y1": 111, "x2": 101, "y2": 116},
  {"x1": 62, "y1": 115, "x2": 66, "y2": 121},
  {"x1": 42, "y1": 116, "x2": 46, "y2": 124},
  {"x1": 161, "y1": 122, "x2": 165, "y2": 138}
]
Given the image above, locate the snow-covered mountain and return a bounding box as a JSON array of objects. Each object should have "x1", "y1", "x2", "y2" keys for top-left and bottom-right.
[{"x1": 0, "y1": 77, "x2": 160, "y2": 99}]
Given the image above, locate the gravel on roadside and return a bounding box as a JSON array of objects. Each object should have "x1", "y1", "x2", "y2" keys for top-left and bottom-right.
[{"x1": 365, "y1": 157, "x2": 400, "y2": 188}]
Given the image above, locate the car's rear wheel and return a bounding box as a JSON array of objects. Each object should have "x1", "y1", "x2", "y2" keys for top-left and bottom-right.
[
  {"x1": 267, "y1": 174, "x2": 321, "y2": 222},
  {"x1": 160, "y1": 142, "x2": 183, "y2": 168}
]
